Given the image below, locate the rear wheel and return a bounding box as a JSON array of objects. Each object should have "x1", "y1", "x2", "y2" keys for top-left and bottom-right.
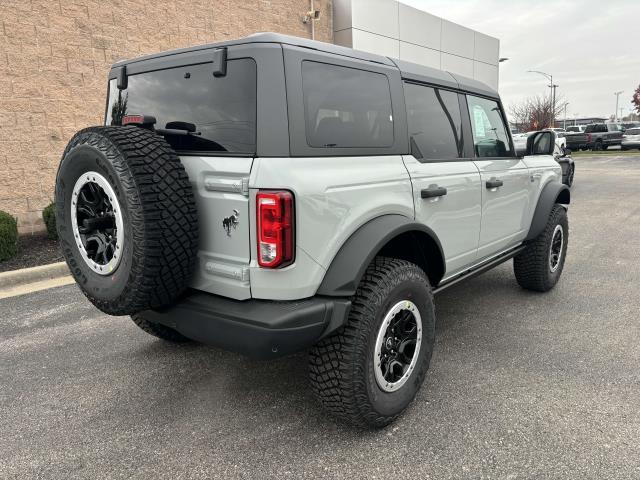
[
  {"x1": 514, "y1": 205, "x2": 568, "y2": 292},
  {"x1": 309, "y1": 257, "x2": 435, "y2": 428},
  {"x1": 593, "y1": 141, "x2": 603, "y2": 151}
]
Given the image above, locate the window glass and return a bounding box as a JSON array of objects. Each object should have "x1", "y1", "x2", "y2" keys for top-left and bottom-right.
[
  {"x1": 301, "y1": 61, "x2": 393, "y2": 148},
  {"x1": 626, "y1": 128, "x2": 640, "y2": 135},
  {"x1": 106, "y1": 59, "x2": 257, "y2": 154},
  {"x1": 404, "y1": 83, "x2": 461, "y2": 159},
  {"x1": 466, "y1": 95, "x2": 512, "y2": 157}
]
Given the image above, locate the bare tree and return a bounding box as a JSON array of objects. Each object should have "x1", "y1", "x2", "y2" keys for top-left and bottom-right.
[{"x1": 509, "y1": 94, "x2": 565, "y2": 132}]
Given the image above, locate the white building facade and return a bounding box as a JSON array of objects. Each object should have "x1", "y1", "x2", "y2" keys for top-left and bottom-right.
[{"x1": 333, "y1": 0, "x2": 500, "y2": 90}]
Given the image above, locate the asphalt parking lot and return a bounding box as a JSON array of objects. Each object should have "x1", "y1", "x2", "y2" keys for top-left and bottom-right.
[{"x1": 2, "y1": 154, "x2": 639, "y2": 479}]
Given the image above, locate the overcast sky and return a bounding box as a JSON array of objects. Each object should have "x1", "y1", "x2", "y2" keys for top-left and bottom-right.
[{"x1": 401, "y1": 0, "x2": 640, "y2": 120}]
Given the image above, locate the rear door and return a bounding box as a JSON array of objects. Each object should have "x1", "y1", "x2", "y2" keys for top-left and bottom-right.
[
  {"x1": 106, "y1": 52, "x2": 258, "y2": 299},
  {"x1": 402, "y1": 83, "x2": 482, "y2": 277},
  {"x1": 465, "y1": 94, "x2": 532, "y2": 260}
]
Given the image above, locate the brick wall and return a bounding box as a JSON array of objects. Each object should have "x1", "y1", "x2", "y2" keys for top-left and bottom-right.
[{"x1": 0, "y1": 0, "x2": 332, "y2": 234}]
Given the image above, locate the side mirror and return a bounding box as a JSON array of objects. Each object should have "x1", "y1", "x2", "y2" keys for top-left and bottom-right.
[
  {"x1": 526, "y1": 131, "x2": 554, "y2": 156},
  {"x1": 563, "y1": 147, "x2": 572, "y2": 157}
]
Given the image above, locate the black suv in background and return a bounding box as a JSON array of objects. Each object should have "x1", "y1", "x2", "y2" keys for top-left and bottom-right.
[{"x1": 584, "y1": 123, "x2": 624, "y2": 150}]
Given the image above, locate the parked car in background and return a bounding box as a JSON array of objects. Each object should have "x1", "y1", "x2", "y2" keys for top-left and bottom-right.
[
  {"x1": 621, "y1": 127, "x2": 640, "y2": 150},
  {"x1": 512, "y1": 132, "x2": 529, "y2": 155},
  {"x1": 584, "y1": 123, "x2": 624, "y2": 150},
  {"x1": 565, "y1": 125, "x2": 585, "y2": 133},
  {"x1": 621, "y1": 122, "x2": 640, "y2": 130},
  {"x1": 565, "y1": 129, "x2": 589, "y2": 151},
  {"x1": 546, "y1": 129, "x2": 567, "y2": 150}
]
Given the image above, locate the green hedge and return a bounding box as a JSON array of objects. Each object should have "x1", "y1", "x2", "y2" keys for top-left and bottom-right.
[
  {"x1": 43, "y1": 202, "x2": 58, "y2": 240},
  {"x1": 0, "y1": 210, "x2": 18, "y2": 261}
]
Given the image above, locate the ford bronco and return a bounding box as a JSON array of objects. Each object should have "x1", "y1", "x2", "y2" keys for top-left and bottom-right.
[{"x1": 55, "y1": 33, "x2": 570, "y2": 427}]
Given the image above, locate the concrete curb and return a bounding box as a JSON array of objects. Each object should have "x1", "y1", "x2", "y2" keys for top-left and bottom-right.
[{"x1": 0, "y1": 262, "x2": 70, "y2": 290}]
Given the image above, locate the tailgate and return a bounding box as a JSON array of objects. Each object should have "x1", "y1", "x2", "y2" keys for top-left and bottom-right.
[{"x1": 182, "y1": 156, "x2": 253, "y2": 300}]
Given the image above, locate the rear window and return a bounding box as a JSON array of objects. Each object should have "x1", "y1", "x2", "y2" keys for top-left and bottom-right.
[
  {"x1": 106, "y1": 59, "x2": 257, "y2": 154},
  {"x1": 626, "y1": 128, "x2": 640, "y2": 135},
  {"x1": 301, "y1": 61, "x2": 393, "y2": 148}
]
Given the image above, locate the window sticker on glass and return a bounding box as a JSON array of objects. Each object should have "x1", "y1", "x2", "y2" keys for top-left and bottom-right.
[{"x1": 473, "y1": 105, "x2": 487, "y2": 138}]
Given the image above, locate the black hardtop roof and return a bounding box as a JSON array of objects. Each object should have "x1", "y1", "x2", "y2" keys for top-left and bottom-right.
[{"x1": 112, "y1": 32, "x2": 498, "y2": 98}]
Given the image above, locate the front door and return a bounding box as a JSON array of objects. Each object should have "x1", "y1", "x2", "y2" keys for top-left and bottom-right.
[
  {"x1": 465, "y1": 94, "x2": 532, "y2": 260},
  {"x1": 402, "y1": 82, "x2": 482, "y2": 278}
]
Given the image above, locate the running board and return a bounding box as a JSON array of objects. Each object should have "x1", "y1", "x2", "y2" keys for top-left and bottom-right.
[{"x1": 433, "y1": 245, "x2": 526, "y2": 294}]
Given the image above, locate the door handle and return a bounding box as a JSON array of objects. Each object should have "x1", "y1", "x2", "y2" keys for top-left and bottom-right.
[
  {"x1": 486, "y1": 178, "x2": 504, "y2": 189},
  {"x1": 421, "y1": 186, "x2": 448, "y2": 199}
]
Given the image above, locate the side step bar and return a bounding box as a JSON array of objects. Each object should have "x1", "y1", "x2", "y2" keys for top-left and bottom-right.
[{"x1": 433, "y1": 245, "x2": 526, "y2": 294}]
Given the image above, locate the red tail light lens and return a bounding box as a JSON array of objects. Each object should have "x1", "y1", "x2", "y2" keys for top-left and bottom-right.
[
  {"x1": 586, "y1": 133, "x2": 592, "y2": 142},
  {"x1": 122, "y1": 114, "x2": 144, "y2": 125},
  {"x1": 256, "y1": 191, "x2": 294, "y2": 268}
]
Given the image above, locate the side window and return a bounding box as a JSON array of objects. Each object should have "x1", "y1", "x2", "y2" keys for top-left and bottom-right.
[
  {"x1": 404, "y1": 82, "x2": 462, "y2": 160},
  {"x1": 301, "y1": 61, "x2": 394, "y2": 148},
  {"x1": 466, "y1": 95, "x2": 513, "y2": 158}
]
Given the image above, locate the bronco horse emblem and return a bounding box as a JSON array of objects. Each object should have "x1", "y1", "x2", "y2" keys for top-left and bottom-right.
[{"x1": 222, "y1": 209, "x2": 240, "y2": 236}]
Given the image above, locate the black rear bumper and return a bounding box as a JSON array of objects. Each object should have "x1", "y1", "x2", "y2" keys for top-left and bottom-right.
[{"x1": 139, "y1": 291, "x2": 351, "y2": 359}]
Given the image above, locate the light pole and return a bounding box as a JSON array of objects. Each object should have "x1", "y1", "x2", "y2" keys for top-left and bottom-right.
[
  {"x1": 614, "y1": 91, "x2": 623, "y2": 122},
  {"x1": 528, "y1": 70, "x2": 557, "y2": 127},
  {"x1": 561, "y1": 102, "x2": 569, "y2": 129}
]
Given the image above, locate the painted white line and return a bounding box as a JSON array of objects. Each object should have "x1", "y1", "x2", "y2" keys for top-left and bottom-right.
[{"x1": 0, "y1": 275, "x2": 75, "y2": 300}]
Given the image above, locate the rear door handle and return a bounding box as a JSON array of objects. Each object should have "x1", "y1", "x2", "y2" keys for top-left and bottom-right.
[
  {"x1": 421, "y1": 186, "x2": 447, "y2": 199},
  {"x1": 486, "y1": 178, "x2": 504, "y2": 189}
]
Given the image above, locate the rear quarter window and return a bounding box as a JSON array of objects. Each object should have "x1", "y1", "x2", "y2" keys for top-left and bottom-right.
[
  {"x1": 106, "y1": 58, "x2": 257, "y2": 154},
  {"x1": 301, "y1": 61, "x2": 394, "y2": 148}
]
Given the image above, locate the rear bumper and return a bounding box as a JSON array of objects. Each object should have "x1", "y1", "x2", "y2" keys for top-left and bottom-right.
[{"x1": 139, "y1": 291, "x2": 351, "y2": 359}]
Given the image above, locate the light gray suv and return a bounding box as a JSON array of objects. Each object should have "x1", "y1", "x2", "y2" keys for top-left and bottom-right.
[{"x1": 55, "y1": 33, "x2": 570, "y2": 428}]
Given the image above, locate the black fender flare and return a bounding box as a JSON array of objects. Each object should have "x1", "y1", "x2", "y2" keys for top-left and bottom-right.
[
  {"x1": 525, "y1": 181, "x2": 570, "y2": 241},
  {"x1": 316, "y1": 214, "x2": 445, "y2": 297}
]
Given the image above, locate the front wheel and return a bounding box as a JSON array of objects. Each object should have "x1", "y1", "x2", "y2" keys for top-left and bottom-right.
[
  {"x1": 565, "y1": 165, "x2": 575, "y2": 187},
  {"x1": 309, "y1": 257, "x2": 435, "y2": 428},
  {"x1": 514, "y1": 205, "x2": 568, "y2": 292}
]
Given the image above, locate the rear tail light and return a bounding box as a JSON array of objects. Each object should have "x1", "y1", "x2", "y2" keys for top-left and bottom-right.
[
  {"x1": 256, "y1": 190, "x2": 294, "y2": 268},
  {"x1": 121, "y1": 114, "x2": 156, "y2": 127},
  {"x1": 586, "y1": 133, "x2": 592, "y2": 142}
]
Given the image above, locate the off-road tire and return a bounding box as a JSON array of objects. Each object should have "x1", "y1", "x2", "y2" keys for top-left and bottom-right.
[
  {"x1": 131, "y1": 314, "x2": 191, "y2": 343},
  {"x1": 514, "y1": 204, "x2": 568, "y2": 292},
  {"x1": 565, "y1": 165, "x2": 575, "y2": 188},
  {"x1": 309, "y1": 257, "x2": 435, "y2": 428},
  {"x1": 55, "y1": 126, "x2": 198, "y2": 316}
]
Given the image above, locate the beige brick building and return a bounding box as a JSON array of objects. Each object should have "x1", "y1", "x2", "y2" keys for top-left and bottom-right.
[{"x1": 0, "y1": 0, "x2": 332, "y2": 234}]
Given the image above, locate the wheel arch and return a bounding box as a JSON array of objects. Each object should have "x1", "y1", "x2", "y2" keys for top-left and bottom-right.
[
  {"x1": 525, "y1": 181, "x2": 570, "y2": 241},
  {"x1": 316, "y1": 214, "x2": 446, "y2": 296}
]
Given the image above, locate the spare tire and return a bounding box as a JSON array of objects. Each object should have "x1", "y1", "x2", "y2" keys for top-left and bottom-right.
[{"x1": 55, "y1": 126, "x2": 198, "y2": 316}]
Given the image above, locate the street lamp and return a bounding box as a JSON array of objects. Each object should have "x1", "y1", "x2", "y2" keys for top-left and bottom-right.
[
  {"x1": 528, "y1": 70, "x2": 557, "y2": 126},
  {"x1": 560, "y1": 102, "x2": 569, "y2": 130},
  {"x1": 614, "y1": 91, "x2": 623, "y2": 122}
]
